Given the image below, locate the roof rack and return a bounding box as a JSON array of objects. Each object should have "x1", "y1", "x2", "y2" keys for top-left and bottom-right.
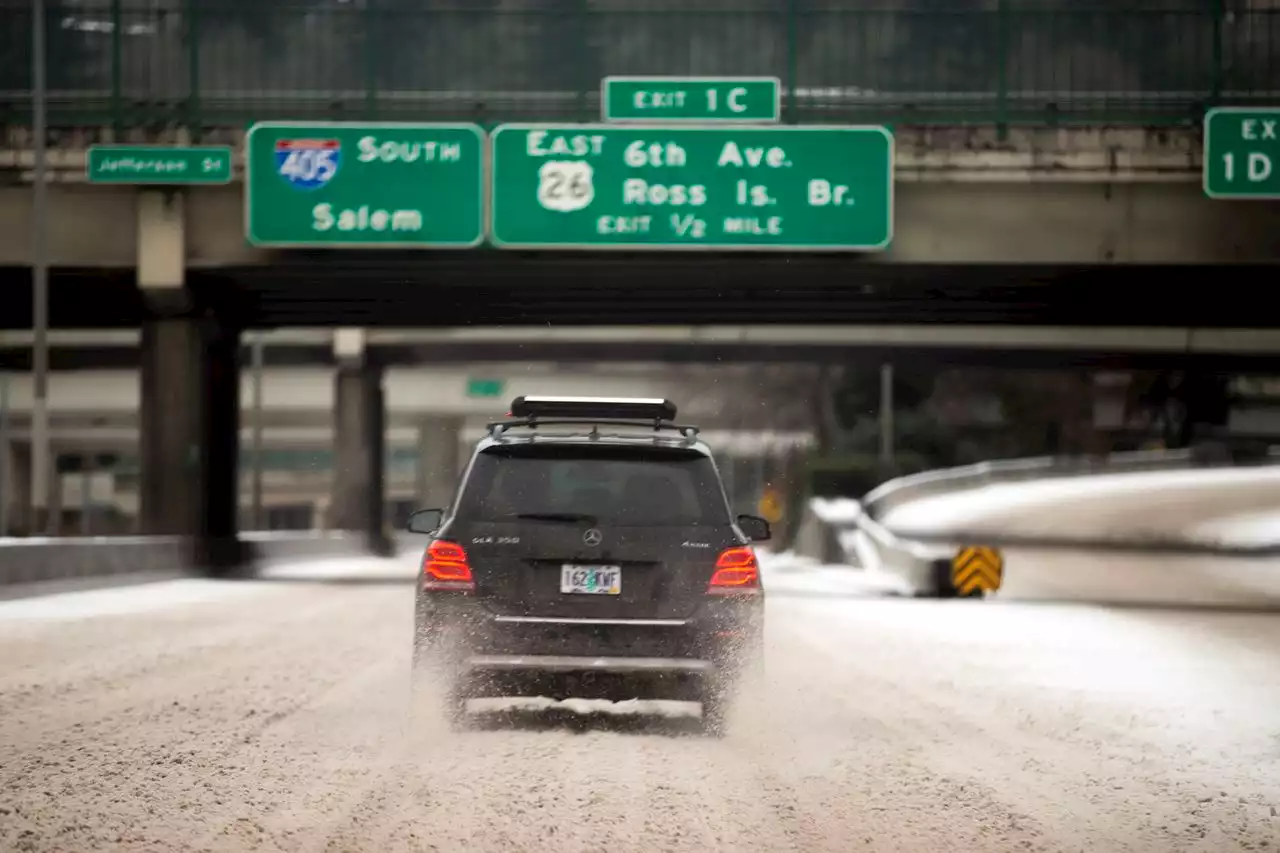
[
  {"x1": 488, "y1": 396, "x2": 698, "y2": 443},
  {"x1": 510, "y1": 396, "x2": 678, "y2": 422},
  {"x1": 486, "y1": 418, "x2": 701, "y2": 442}
]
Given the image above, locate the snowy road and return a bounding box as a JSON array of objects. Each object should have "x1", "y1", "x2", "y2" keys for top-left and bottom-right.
[{"x1": 2, "y1": 552, "x2": 1279, "y2": 852}]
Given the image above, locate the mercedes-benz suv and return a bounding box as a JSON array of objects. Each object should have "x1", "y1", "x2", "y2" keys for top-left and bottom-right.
[{"x1": 407, "y1": 396, "x2": 769, "y2": 733}]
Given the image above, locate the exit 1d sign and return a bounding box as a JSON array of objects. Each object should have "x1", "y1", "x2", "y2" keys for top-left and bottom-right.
[{"x1": 1204, "y1": 107, "x2": 1280, "y2": 199}]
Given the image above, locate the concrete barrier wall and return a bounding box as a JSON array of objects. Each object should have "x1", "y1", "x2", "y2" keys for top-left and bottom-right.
[
  {"x1": 0, "y1": 530, "x2": 398, "y2": 587},
  {"x1": 0, "y1": 536, "x2": 189, "y2": 586}
]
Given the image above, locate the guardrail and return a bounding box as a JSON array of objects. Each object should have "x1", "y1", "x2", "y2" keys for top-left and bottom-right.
[
  {"x1": 823, "y1": 445, "x2": 1280, "y2": 595},
  {"x1": 862, "y1": 445, "x2": 1280, "y2": 523},
  {"x1": 0, "y1": 530, "x2": 396, "y2": 587},
  {"x1": 0, "y1": 1, "x2": 1276, "y2": 131}
]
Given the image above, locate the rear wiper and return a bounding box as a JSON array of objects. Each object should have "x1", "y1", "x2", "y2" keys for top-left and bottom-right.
[{"x1": 511, "y1": 512, "x2": 599, "y2": 524}]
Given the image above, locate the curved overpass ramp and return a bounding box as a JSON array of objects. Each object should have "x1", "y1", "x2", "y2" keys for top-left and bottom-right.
[{"x1": 845, "y1": 465, "x2": 1280, "y2": 607}]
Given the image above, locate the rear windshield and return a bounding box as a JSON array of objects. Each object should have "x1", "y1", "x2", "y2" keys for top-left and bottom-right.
[{"x1": 455, "y1": 444, "x2": 731, "y2": 527}]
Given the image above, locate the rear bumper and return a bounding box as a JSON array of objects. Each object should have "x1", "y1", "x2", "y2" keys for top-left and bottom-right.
[
  {"x1": 464, "y1": 654, "x2": 716, "y2": 675},
  {"x1": 416, "y1": 594, "x2": 762, "y2": 661},
  {"x1": 414, "y1": 599, "x2": 761, "y2": 700}
]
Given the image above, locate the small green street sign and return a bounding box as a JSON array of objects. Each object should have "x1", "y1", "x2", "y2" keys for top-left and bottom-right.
[
  {"x1": 603, "y1": 77, "x2": 780, "y2": 123},
  {"x1": 86, "y1": 145, "x2": 233, "y2": 184},
  {"x1": 244, "y1": 122, "x2": 485, "y2": 248},
  {"x1": 1204, "y1": 107, "x2": 1280, "y2": 199},
  {"x1": 488, "y1": 124, "x2": 893, "y2": 251},
  {"x1": 466, "y1": 378, "x2": 505, "y2": 398}
]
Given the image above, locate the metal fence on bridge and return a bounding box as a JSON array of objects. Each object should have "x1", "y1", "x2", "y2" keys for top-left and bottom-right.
[{"x1": 0, "y1": 0, "x2": 1276, "y2": 133}]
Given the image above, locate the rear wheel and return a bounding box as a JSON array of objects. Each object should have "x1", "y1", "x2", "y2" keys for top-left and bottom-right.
[{"x1": 410, "y1": 632, "x2": 470, "y2": 729}]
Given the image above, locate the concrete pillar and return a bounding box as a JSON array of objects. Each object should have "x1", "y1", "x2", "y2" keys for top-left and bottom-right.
[
  {"x1": 140, "y1": 319, "x2": 201, "y2": 536},
  {"x1": 49, "y1": 452, "x2": 64, "y2": 536},
  {"x1": 329, "y1": 330, "x2": 388, "y2": 555},
  {"x1": 137, "y1": 186, "x2": 246, "y2": 569},
  {"x1": 139, "y1": 315, "x2": 242, "y2": 568},
  {"x1": 3, "y1": 441, "x2": 31, "y2": 536},
  {"x1": 416, "y1": 416, "x2": 464, "y2": 510},
  {"x1": 1181, "y1": 372, "x2": 1232, "y2": 447}
]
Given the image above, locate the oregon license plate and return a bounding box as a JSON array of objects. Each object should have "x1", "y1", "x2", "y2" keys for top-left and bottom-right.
[{"x1": 560, "y1": 565, "x2": 622, "y2": 595}]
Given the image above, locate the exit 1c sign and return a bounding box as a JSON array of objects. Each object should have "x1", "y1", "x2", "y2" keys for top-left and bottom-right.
[{"x1": 603, "y1": 77, "x2": 780, "y2": 123}]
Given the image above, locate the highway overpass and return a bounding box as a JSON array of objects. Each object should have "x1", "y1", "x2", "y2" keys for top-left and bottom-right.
[{"x1": 4, "y1": 326, "x2": 1280, "y2": 371}]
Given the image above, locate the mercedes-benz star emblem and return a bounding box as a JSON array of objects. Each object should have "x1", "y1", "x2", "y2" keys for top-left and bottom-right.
[{"x1": 583, "y1": 528, "x2": 603, "y2": 546}]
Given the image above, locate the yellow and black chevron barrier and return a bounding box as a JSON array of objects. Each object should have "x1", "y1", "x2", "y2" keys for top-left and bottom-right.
[{"x1": 950, "y1": 545, "x2": 1004, "y2": 597}]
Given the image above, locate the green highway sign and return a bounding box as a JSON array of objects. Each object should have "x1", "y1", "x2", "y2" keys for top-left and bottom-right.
[
  {"x1": 603, "y1": 76, "x2": 780, "y2": 123},
  {"x1": 488, "y1": 124, "x2": 893, "y2": 251},
  {"x1": 244, "y1": 122, "x2": 485, "y2": 247},
  {"x1": 86, "y1": 145, "x2": 233, "y2": 184},
  {"x1": 1204, "y1": 107, "x2": 1280, "y2": 199},
  {"x1": 466, "y1": 378, "x2": 505, "y2": 398}
]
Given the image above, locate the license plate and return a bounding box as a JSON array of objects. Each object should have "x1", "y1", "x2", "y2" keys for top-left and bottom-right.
[{"x1": 560, "y1": 565, "x2": 622, "y2": 595}]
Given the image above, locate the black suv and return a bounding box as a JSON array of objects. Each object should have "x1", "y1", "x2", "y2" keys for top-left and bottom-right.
[{"x1": 407, "y1": 396, "x2": 769, "y2": 733}]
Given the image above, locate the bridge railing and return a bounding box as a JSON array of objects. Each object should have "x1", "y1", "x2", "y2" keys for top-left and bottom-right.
[{"x1": 0, "y1": 1, "x2": 1276, "y2": 134}]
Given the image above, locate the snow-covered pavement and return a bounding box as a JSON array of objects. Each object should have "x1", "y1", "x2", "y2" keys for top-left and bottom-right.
[{"x1": 2, "y1": 550, "x2": 1279, "y2": 852}]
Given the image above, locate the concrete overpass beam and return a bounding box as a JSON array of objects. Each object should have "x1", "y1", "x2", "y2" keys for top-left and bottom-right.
[
  {"x1": 416, "y1": 416, "x2": 464, "y2": 511},
  {"x1": 328, "y1": 330, "x2": 388, "y2": 555}
]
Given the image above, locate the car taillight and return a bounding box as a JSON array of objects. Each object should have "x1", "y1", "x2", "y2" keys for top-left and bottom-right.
[
  {"x1": 708, "y1": 547, "x2": 761, "y2": 595},
  {"x1": 421, "y1": 540, "x2": 475, "y2": 592}
]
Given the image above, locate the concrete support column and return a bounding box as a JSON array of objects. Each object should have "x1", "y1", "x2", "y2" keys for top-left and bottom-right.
[
  {"x1": 139, "y1": 315, "x2": 242, "y2": 568},
  {"x1": 416, "y1": 416, "x2": 464, "y2": 511},
  {"x1": 1180, "y1": 372, "x2": 1232, "y2": 448},
  {"x1": 329, "y1": 329, "x2": 388, "y2": 555},
  {"x1": 3, "y1": 442, "x2": 31, "y2": 536},
  {"x1": 49, "y1": 452, "x2": 64, "y2": 535},
  {"x1": 135, "y1": 186, "x2": 250, "y2": 566},
  {"x1": 139, "y1": 319, "x2": 201, "y2": 536}
]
